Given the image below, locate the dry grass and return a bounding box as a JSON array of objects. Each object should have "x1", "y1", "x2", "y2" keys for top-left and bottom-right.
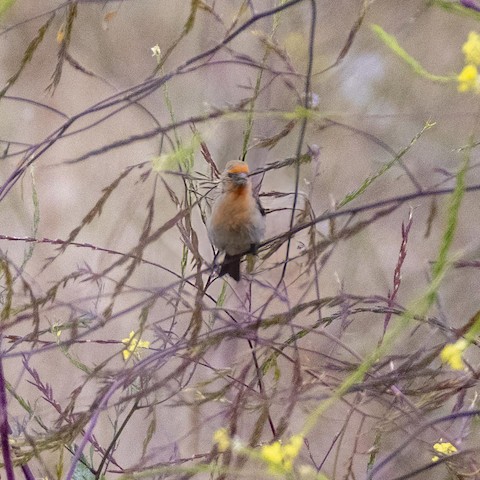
[{"x1": 1, "y1": 1, "x2": 480, "y2": 479}]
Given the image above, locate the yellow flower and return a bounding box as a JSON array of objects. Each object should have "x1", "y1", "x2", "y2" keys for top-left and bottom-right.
[
  {"x1": 458, "y1": 64, "x2": 479, "y2": 92},
  {"x1": 51, "y1": 322, "x2": 63, "y2": 338},
  {"x1": 121, "y1": 331, "x2": 150, "y2": 361},
  {"x1": 56, "y1": 26, "x2": 65, "y2": 44},
  {"x1": 213, "y1": 428, "x2": 230, "y2": 452},
  {"x1": 261, "y1": 442, "x2": 286, "y2": 474},
  {"x1": 462, "y1": 32, "x2": 480, "y2": 66},
  {"x1": 440, "y1": 339, "x2": 469, "y2": 370},
  {"x1": 432, "y1": 439, "x2": 457, "y2": 462},
  {"x1": 260, "y1": 434, "x2": 303, "y2": 474}
]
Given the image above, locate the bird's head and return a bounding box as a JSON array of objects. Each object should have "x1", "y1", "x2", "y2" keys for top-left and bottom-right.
[{"x1": 222, "y1": 160, "x2": 250, "y2": 189}]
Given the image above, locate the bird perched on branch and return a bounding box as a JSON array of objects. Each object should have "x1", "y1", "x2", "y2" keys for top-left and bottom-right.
[{"x1": 207, "y1": 160, "x2": 266, "y2": 281}]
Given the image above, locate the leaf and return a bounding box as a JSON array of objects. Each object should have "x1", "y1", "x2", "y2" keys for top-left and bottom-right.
[
  {"x1": 22, "y1": 168, "x2": 40, "y2": 268},
  {"x1": 431, "y1": 0, "x2": 480, "y2": 20},
  {"x1": 427, "y1": 142, "x2": 469, "y2": 306},
  {"x1": 184, "y1": 0, "x2": 200, "y2": 33},
  {"x1": 71, "y1": 457, "x2": 96, "y2": 480},
  {"x1": 0, "y1": 0, "x2": 15, "y2": 17},
  {"x1": 255, "y1": 121, "x2": 296, "y2": 149},
  {"x1": 142, "y1": 417, "x2": 156, "y2": 457},
  {"x1": 48, "y1": 3, "x2": 78, "y2": 93},
  {"x1": 0, "y1": 258, "x2": 13, "y2": 321},
  {"x1": 424, "y1": 197, "x2": 437, "y2": 238},
  {"x1": 283, "y1": 106, "x2": 314, "y2": 120},
  {"x1": 0, "y1": 14, "x2": 54, "y2": 99},
  {"x1": 151, "y1": 134, "x2": 200, "y2": 173},
  {"x1": 371, "y1": 24, "x2": 454, "y2": 83},
  {"x1": 338, "y1": 122, "x2": 434, "y2": 208}
]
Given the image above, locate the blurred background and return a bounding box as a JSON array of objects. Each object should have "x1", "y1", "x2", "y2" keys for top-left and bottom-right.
[{"x1": 1, "y1": 1, "x2": 480, "y2": 478}]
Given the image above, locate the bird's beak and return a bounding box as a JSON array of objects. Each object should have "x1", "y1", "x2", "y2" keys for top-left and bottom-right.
[{"x1": 231, "y1": 172, "x2": 248, "y2": 185}]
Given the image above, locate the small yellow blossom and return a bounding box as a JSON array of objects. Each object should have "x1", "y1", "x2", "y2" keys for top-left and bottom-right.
[
  {"x1": 260, "y1": 434, "x2": 303, "y2": 474},
  {"x1": 462, "y1": 32, "x2": 480, "y2": 66},
  {"x1": 261, "y1": 442, "x2": 286, "y2": 474},
  {"x1": 56, "y1": 26, "x2": 65, "y2": 44},
  {"x1": 121, "y1": 331, "x2": 150, "y2": 361},
  {"x1": 457, "y1": 64, "x2": 479, "y2": 92},
  {"x1": 440, "y1": 339, "x2": 469, "y2": 370},
  {"x1": 432, "y1": 439, "x2": 458, "y2": 462},
  {"x1": 213, "y1": 428, "x2": 230, "y2": 452},
  {"x1": 51, "y1": 322, "x2": 63, "y2": 338}
]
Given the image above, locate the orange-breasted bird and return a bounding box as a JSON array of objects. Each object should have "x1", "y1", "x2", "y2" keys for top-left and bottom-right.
[{"x1": 207, "y1": 160, "x2": 266, "y2": 281}]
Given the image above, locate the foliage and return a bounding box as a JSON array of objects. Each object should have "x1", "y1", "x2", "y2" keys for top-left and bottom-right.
[{"x1": 1, "y1": 1, "x2": 480, "y2": 479}]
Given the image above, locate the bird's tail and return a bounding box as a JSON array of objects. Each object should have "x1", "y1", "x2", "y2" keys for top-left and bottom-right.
[{"x1": 219, "y1": 254, "x2": 242, "y2": 281}]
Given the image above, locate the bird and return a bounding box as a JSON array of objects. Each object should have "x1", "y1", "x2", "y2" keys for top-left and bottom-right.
[{"x1": 207, "y1": 160, "x2": 266, "y2": 281}]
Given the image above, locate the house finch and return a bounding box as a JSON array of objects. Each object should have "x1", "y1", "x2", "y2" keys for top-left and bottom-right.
[{"x1": 207, "y1": 160, "x2": 266, "y2": 281}]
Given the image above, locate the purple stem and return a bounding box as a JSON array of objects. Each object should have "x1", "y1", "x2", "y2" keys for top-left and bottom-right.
[
  {"x1": 0, "y1": 337, "x2": 15, "y2": 480},
  {"x1": 20, "y1": 466, "x2": 35, "y2": 480},
  {"x1": 461, "y1": 0, "x2": 480, "y2": 12},
  {"x1": 64, "y1": 380, "x2": 119, "y2": 480}
]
